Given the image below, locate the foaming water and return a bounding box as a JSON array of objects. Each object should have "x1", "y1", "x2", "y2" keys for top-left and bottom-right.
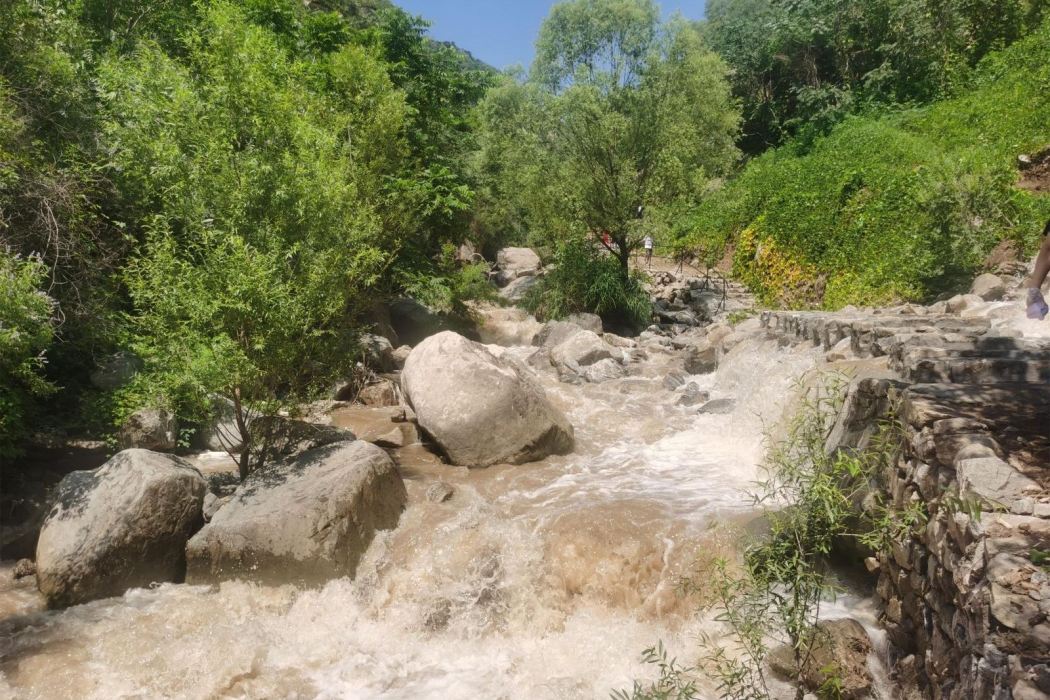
[{"x1": 1, "y1": 335, "x2": 823, "y2": 700}]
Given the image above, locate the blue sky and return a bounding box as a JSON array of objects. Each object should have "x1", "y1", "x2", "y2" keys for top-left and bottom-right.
[{"x1": 393, "y1": 1, "x2": 707, "y2": 70}]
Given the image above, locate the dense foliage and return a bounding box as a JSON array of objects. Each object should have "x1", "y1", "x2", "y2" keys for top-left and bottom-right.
[
  {"x1": 475, "y1": 0, "x2": 740, "y2": 326},
  {"x1": 0, "y1": 0, "x2": 491, "y2": 463},
  {"x1": 681, "y1": 18, "x2": 1050, "y2": 308},
  {"x1": 0, "y1": 251, "x2": 55, "y2": 459},
  {"x1": 3, "y1": 0, "x2": 1049, "y2": 458},
  {"x1": 702, "y1": 0, "x2": 1049, "y2": 152}
]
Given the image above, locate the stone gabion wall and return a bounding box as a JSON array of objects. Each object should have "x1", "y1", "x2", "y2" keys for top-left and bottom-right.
[{"x1": 762, "y1": 310, "x2": 1050, "y2": 700}]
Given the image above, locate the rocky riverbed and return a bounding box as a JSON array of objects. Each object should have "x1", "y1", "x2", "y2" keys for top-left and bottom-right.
[{"x1": 2, "y1": 256, "x2": 1048, "y2": 699}]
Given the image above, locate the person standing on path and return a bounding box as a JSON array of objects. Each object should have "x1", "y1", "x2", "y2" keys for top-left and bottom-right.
[
  {"x1": 1025, "y1": 220, "x2": 1050, "y2": 319},
  {"x1": 643, "y1": 235, "x2": 654, "y2": 269}
]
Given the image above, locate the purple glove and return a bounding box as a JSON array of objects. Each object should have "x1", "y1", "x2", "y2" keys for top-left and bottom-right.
[{"x1": 1027, "y1": 287, "x2": 1049, "y2": 320}]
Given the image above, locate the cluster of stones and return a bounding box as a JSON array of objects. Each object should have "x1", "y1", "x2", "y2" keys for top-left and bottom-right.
[
  {"x1": 648, "y1": 270, "x2": 755, "y2": 329},
  {"x1": 761, "y1": 301, "x2": 1050, "y2": 699}
]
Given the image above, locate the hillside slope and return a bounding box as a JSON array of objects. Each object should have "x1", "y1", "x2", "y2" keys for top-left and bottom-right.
[{"x1": 684, "y1": 20, "x2": 1050, "y2": 308}]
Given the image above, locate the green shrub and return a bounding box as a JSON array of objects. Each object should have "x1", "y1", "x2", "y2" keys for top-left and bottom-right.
[
  {"x1": 522, "y1": 238, "x2": 651, "y2": 330},
  {"x1": 397, "y1": 243, "x2": 497, "y2": 317},
  {"x1": 0, "y1": 250, "x2": 56, "y2": 458},
  {"x1": 684, "y1": 19, "x2": 1050, "y2": 308}
]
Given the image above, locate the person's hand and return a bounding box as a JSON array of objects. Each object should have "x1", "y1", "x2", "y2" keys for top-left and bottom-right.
[{"x1": 1026, "y1": 287, "x2": 1049, "y2": 320}]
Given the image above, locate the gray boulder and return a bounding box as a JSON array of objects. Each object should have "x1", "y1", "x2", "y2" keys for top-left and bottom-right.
[
  {"x1": 248, "y1": 416, "x2": 356, "y2": 468},
  {"x1": 118, "y1": 407, "x2": 178, "y2": 451},
  {"x1": 582, "y1": 358, "x2": 625, "y2": 383},
  {"x1": 957, "y1": 456, "x2": 1039, "y2": 504},
  {"x1": 359, "y1": 333, "x2": 395, "y2": 372},
  {"x1": 534, "y1": 320, "x2": 584, "y2": 348},
  {"x1": 971, "y1": 273, "x2": 1007, "y2": 301},
  {"x1": 186, "y1": 440, "x2": 406, "y2": 585},
  {"x1": 36, "y1": 449, "x2": 207, "y2": 608},
  {"x1": 401, "y1": 332, "x2": 574, "y2": 467},
  {"x1": 565, "y1": 313, "x2": 603, "y2": 334},
  {"x1": 498, "y1": 274, "x2": 542, "y2": 303},
  {"x1": 682, "y1": 338, "x2": 718, "y2": 375},
  {"x1": 549, "y1": 330, "x2": 615, "y2": 369},
  {"x1": 496, "y1": 247, "x2": 542, "y2": 285}
]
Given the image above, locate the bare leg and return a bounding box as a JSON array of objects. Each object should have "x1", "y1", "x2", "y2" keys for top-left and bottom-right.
[
  {"x1": 1027, "y1": 234, "x2": 1050, "y2": 290},
  {"x1": 1025, "y1": 232, "x2": 1050, "y2": 319}
]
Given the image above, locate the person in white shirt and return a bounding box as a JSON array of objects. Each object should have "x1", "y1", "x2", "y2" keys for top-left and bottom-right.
[{"x1": 643, "y1": 235, "x2": 654, "y2": 268}]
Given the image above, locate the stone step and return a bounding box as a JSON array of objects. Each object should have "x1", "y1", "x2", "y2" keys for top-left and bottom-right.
[{"x1": 907, "y1": 357, "x2": 1050, "y2": 384}]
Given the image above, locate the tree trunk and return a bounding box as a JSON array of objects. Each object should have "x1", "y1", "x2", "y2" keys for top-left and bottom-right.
[
  {"x1": 615, "y1": 241, "x2": 631, "y2": 278},
  {"x1": 231, "y1": 388, "x2": 251, "y2": 482}
]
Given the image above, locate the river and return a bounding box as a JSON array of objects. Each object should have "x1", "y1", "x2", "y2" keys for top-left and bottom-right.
[{"x1": 1, "y1": 333, "x2": 888, "y2": 699}]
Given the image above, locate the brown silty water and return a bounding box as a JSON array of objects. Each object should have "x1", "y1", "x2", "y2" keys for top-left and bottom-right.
[{"x1": 0, "y1": 335, "x2": 888, "y2": 699}]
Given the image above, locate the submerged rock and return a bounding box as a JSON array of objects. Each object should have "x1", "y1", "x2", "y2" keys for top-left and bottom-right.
[
  {"x1": 12, "y1": 558, "x2": 35, "y2": 580},
  {"x1": 767, "y1": 618, "x2": 873, "y2": 699},
  {"x1": 698, "y1": 398, "x2": 735, "y2": 415},
  {"x1": 186, "y1": 440, "x2": 406, "y2": 585},
  {"x1": 549, "y1": 330, "x2": 615, "y2": 369},
  {"x1": 401, "y1": 331, "x2": 574, "y2": 467},
  {"x1": 426, "y1": 481, "x2": 455, "y2": 503},
  {"x1": 36, "y1": 449, "x2": 207, "y2": 608}
]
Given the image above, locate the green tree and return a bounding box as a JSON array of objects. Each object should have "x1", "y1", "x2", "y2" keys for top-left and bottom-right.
[
  {"x1": 102, "y1": 2, "x2": 394, "y2": 478},
  {"x1": 478, "y1": 0, "x2": 739, "y2": 285}
]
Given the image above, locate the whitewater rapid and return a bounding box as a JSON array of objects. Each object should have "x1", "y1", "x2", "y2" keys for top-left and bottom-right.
[{"x1": 1, "y1": 335, "x2": 825, "y2": 700}]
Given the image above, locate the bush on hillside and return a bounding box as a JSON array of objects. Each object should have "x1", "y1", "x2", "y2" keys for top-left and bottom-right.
[{"x1": 682, "y1": 20, "x2": 1050, "y2": 308}]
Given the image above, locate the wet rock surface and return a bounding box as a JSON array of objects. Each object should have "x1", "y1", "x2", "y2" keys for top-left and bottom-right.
[
  {"x1": 186, "y1": 440, "x2": 406, "y2": 586},
  {"x1": 35, "y1": 449, "x2": 207, "y2": 608},
  {"x1": 767, "y1": 618, "x2": 874, "y2": 699},
  {"x1": 762, "y1": 301, "x2": 1050, "y2": 700},
  {"x1": 401, "y1": 331, "x2": 574, "y2": 467}
]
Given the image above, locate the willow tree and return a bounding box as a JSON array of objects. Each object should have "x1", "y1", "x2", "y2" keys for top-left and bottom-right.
[{"x1": 478, "y1": 0, "x2": 740, "y2": 277}]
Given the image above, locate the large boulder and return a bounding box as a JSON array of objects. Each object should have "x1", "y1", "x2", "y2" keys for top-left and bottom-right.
[
  {"x1": 186, "y1": 440, "x2": 406, "y2": 585},
  {"x1": 496, "y1": 247, "x2": 542, "y2": 285},
  {"x1": 767, "y1": 618, "x2": 873, "y2": 699},
  {"x1": 35, "y1": 450, "x2": 207, "y2": 608},
  {"x1": 248, "y1": 416, "x2": 356, "y2": 467},
  {"x1": 118, "y1": 407, "x2": 178, "y2": 451},
  {"x1": 401, "y1": 332, "x2": 574, "y2": 467},
  {"x1": 565, "y1": 313, "x2": 603, "y2": 334}
]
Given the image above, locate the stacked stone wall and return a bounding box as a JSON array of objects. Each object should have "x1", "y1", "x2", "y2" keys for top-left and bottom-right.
[{"x1": 762, "y1": 310, "x2": 1050, "y2": 699}]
